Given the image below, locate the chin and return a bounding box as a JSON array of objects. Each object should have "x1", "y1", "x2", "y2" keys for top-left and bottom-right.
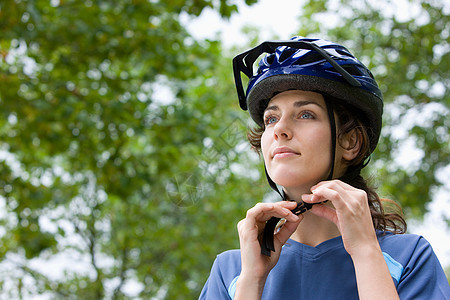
[
  {"x1": 270, "y1": 172, "x2": 315, "y2": 188},
  {"x1": 276, "y1": 179, "x2": 316, "y2": 189},
  {"x1": 269, "y1": 167, "x2": 328, "y2": 189}
]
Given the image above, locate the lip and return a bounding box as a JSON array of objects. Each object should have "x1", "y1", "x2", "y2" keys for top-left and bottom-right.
[{"x1": 272, "y1": 146, "x2": 300, "y2": 159}]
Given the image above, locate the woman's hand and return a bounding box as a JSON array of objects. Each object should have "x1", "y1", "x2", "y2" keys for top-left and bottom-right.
[
  {"x1": 301, "y1": 180, "x2": 399, "y2": 299},
  {"x1": 235, "y1": 201, "x2": 302, "y2": 299},
  {"x1": 301, "y1": 179, "x2": 377, "y2": 256}
]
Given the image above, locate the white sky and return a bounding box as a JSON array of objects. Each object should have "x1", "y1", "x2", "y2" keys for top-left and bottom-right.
[
  {"x1": 182, "y1": 0, "x2": 450, "y2": 267},
  {"x1": 182, "y1": 0, "x2": 302, "y2": 46}
]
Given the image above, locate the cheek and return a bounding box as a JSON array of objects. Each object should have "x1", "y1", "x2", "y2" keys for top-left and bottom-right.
[
  {"x1": 312, "y1": 128, "x2": 331, "y2": 150},
  {"x1": 299, "y1": 126, "x2": 332, "y2": 158}
]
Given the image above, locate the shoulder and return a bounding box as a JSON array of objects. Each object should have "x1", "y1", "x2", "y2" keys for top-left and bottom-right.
[
  {"x1": 377, "y1": 231, "x2": 450, "y2": 298},
  {"x1": 216, "y1": 249, "x2": 241, "y2": 262},
  {"x1": 377, "y1": 231, "x2": 436, "y2": 268},
  {"x1": 377, "y1": 231, "x2": 434, "y2": 256},
  {"x1": 213, "y1": 249, "x2": 241, "y2": 272},
  {"x1": 210, "y1": 249, "x2": 242, "y2": 282}
]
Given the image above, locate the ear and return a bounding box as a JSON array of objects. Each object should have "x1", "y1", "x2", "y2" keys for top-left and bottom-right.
[{"x1": 340, "y1": 129, "x2": 361, "y2": 162}]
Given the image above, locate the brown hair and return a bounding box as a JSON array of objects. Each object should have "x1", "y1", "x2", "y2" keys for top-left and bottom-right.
[{"x1": 248, "y1": 95, "x2": 407, "y2": 234}]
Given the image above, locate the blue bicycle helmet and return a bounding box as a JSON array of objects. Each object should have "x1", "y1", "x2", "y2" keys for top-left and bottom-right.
[{"x1": 233, "y1": 36, "x2": 383, "y2": 152}]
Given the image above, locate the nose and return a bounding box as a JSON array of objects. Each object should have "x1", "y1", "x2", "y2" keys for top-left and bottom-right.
[{"x1": 273, "y1": 117, "x2": 292, "y2": 140}]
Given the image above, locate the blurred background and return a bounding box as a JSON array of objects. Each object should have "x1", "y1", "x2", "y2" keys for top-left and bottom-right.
[{"x1": 0, "y1": 0, "x2": 448, "y2": 298}]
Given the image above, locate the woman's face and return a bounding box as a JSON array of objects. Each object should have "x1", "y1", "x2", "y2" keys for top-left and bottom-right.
[{"x1": 261, "y1": 90, "x2": 334, "y2": 189}]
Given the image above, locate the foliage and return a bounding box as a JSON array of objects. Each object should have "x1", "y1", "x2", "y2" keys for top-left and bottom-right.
[
  {"x1": 446, "y1": 265, "x2": 450, "y2": 284},
  {"x1": 297, "y1": 0, "x2": 449, "y2": 219},
  {"x1": 0, "y1": 0, "x2": 262, "y2": 298}
]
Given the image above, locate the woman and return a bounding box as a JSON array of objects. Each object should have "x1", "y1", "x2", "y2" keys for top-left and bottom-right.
[{"x1": 200, "y1": 37, "x2": 449, "y2": 299}]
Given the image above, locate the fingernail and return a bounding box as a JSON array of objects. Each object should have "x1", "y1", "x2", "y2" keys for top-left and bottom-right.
[
  {"x1": 282, "y1": 208, "x2": 290, "y2": 215},
  {"x1": 302, "y1": 194, "x2": 312, "y2": 201}
]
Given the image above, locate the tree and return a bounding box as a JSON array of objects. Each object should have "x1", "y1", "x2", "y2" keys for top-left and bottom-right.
[{"x1": 0, "y1": 0, "x2": 261, "y2": 298}]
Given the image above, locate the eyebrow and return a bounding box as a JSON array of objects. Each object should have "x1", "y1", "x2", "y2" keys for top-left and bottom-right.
[{"x1": 264, "y1": 100, "x2": 324, "y2": 114}]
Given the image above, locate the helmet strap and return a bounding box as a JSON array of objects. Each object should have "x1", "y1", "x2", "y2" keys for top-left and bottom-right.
[
  {"x1": 261, "y1": 165, "x2": 286, "y2": 256},
  {"x1": 264, "y1": 165, "x2": 285, "y2": 200},
  {"x1": 325, "y1": 99, "x2": 337, "y2": 181}
]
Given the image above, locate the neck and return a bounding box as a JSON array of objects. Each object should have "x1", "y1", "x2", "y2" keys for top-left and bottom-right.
[
  {"x1": 283, "y1": 186, "x2": 341, "y2": 247},
  {"x1": 282, "y1": 185, "x2": 312, "y2": 201},
  {"x1": 291, "y1": 210, "x2": 340, "y2": 247}
]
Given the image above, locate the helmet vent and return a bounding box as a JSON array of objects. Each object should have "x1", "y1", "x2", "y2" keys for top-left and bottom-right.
[
  {"x1": 294, "y1": 52, "x2": 324, "y2": 66},
  {"x1": 335, "y1": 49, "x2": 354, "y2": 58},
  {"x1": 266, "y1": 53, "x2": 275, "y2": 65},
  {"x1": 341, "y1": 65, "x2": 363, "y2": 76},
  {"x1": 278, "y1": 48, "x2": 297, "y2": 63}
]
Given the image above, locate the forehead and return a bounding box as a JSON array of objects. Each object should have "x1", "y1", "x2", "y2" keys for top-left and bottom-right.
[{"x1": 265, "y1": 90, "x2": 325, "y2": 110}]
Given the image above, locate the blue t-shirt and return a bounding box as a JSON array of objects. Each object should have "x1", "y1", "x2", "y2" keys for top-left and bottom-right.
[{"x1": 199, "y1": 232, "x2": 450, "y2": 299}]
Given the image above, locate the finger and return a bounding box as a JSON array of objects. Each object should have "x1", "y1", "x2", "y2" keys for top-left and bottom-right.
[
  {"x1": 305, "y1": 182, "x2": 352, "y2": 210},
  {"x1": 237, "y1": 218, "x2": 260, "y2": 242},
  {"x1": 237, "y1": 219, "x2": 246, "y2": 233},
  {"x1": 246, "y1": 202, "x2": 299, "y2": 224},
  {"x1": 311, "y1": 179, "x2": 352, "y2": 191},
  {"x1": 306, "y1": 183, "x2": 371, "y2": 225},
  {"x1": 279, "y1": 201, "x2": 299, "y2": 209},
  {"x1": 278, "y1": 201, "x2": 301, "y2": 222},
  {"x1": 301, "y1": 188, "x2": 339, "y2": 205}
]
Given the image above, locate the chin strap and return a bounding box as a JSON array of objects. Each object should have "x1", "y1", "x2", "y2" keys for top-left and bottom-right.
[
  {"x1": 261, "y1": 166, "x2": 285, "y2": 256},
  {"x1": 260, "y1": 99, "x2": 337, "y2": 257}
]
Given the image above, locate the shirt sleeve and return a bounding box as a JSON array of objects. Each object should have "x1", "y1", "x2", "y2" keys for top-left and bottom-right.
[
  {"x1": 396, "y1": 235, "x2": 450, "y2": 299},
  {"x1": 199, "y1": 250, "x2": 241, "y2": 300}
]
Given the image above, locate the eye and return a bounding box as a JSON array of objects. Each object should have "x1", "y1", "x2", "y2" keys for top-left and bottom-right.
[
  {"x1": 299, "y1": 111, "x2": 314, "y2": 119},
  {"x1": 264, "y1": 115, "x2": 278, "y2": 125}
]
